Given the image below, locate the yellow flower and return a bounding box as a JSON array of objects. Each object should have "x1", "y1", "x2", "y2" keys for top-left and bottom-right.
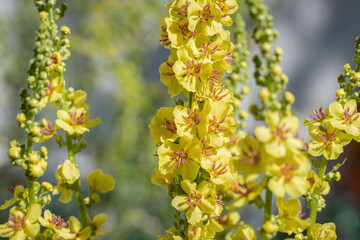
[
  {"x1": 149, "y1": 107, "x2": 178, "y2": 145},
  {"x1": 201, "y1": 153, "x2": 233, "y2": 185},
  {"x1": 171, "y1": 180, "x2": 217, "y2": 225},
  {"x1": 0, "y1": 204, "x2": 41, "y2": 239},
  {"x1": 87, "y1": 169, "x2": 115, "y2": 194},
  {"x1": 308, "y1": 123, "x2": 352, "y2": 160},
  {"x1": 86, "y1": 213, "x2": 110, "y2": 238},
  {"x1": 234, "y1": 136, "x2": 274, "y2": 175},
  {"x1": 187, "y1": 0, "x2": 223, "y2": 36},
  {"x1": 310, "y1": 222, "x2": 337, "y2": 240},
  {"x1": 231, "y1": 224, "x2": 257, "y2": 240},
  {"x1": 328, "y1": 99, "x2": 360, "y2": 137},
  {"x1": 38, "y1": 210, "x2": 74, "y2": 239},
  {"x1": 61, "y1": 26, "x2": 71, "y2": 35},
  {"x1": 68, "y1": 216, "x2": 92, "y2": 240},
  {"x1": 53, "y1": 183, "x2": 73, "y2": 203},
  {"x1": 267, "y1": 152, "x2": 310, "y2": 198},
  {"x1": 0, "y1": 183, "x2": 25, "y2": 210},
  {"x1": 254, "y1": 111, "x2": 303, "y2": 158},
  {"x1": 304, "y1": 107, "x2": 329, "y2": 127},
  {"x1": 174, "y1": 100, "x2": 210, "y2": 140},
  {"x1": 206, "y1": 101, "x2": 236, "y2": 148},
  {"x1": 276, "y1": 198, "x2": 311, "y2": 235},
  {"x1": 159, "y1": 54, "x2": 185, "y2": 97},
  {"x1": 55, "y1": 108, "x2": 100, "y2": 135},
  {"x1": 158, "y1": 137, "x2": 202, "y2": 182},
  {"x1": 226, "y1": 174, "x2": 266, "y2": 209},
  {"x1": 39, "y1": 79, "x2": 65, "y2": 108},
  {"x1": 173, "y1": 47, "x2": 212, "y2": 92},
  {"x1": 55, "y1": 160, "x2": 80, "y2": 185}
]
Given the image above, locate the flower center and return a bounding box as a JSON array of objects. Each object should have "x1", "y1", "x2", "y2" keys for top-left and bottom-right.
[
  {"x1": 69, "y1": 112, "x2": 86, "y2": 125},
  {"x1": 230, "y1": 180, "x2": 252, "y2": 197},
  {"x1": 41, "y1": 120, "x2": 55, "y2": 135},
  {"x1": 272, "y1": 124, "x2": 290, "y2": 140},
  {"x1": 201, "y1": 139, "x2": 215, "y2": 156},
  {"x1": 183, "y1": 108, "x2": 201, "y2": 126},
  {"x1": 51, "y1": 214, "x2": 68, "y2": 228},
  {"x1": 186, "y1": 59, "x2": 202, "y2": 77},
  {"x1": 178, "y1": 23, "x2": 197, "y2": 40},
  {"x1": 210, "y1": 87, "x2": 228, "y2": 101},
  {"x1": 8, "y1": 215, "x2": 26, "y2": 230},
  {"x1": 8, "y1": 181, "x2": 23, "y2": 194},
  {"x1": 162, "y1": 118, "x2": 177, "y2": 133},
  {"x1": 280, "y1": 162, "x2": 296, "y2": 181},
  {"x1": 209, "y1": 115, "x2": 227, "y2": 134},
  {"x1": 187, "y1": 190, "x2": 202, "y2": 207},
  {"x1": 208, "y1": 69, "x2": 223, "y2": 85},
  {"x1": 170, "y1": 149, "x2": 188, "y2": 168},
  {"x1": 201, "y1": 42, "x2": 218, "y2": 58},
  {"x1": 342, "y1": 107, "x2": 359, "y2": 124},
  {"x1": 199, "y1": 4, "x2": 214, "y2": 23},
  {"x1": 211, "y1": 162, "x2": 228, "y2": 178},
  {"x1": 241, "y1": 146, "x2": 261, "y2": 166},
  {"x1": 318, "y1": 128, "x2": 336, "y2": 145},
  {"x1": 308, "y1": 107, "x2": 327, "y2": 122}
]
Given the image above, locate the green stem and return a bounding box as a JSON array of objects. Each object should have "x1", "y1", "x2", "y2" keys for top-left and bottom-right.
[
  {"x1": 262, "y1": 183, "x2": 273, "y2": 240},
  {"x1": 27, "y1": 179, "x2": 36, "y2": 204},
  {"x1": 189, "y1": 92, "x2": 193, "y2": 109},
  {"x1": 26, "y1": 127, "x2": 36, "y2": 204},
  {"x1": 66, "y1": 134, "x2": 88, "y2": 229},
  {"x1": 307, "y1": 157, "x2": 328, "y2": 239}
]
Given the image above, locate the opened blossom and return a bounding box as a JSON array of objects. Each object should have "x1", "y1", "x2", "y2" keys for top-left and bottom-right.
[{"x1": 55, "y1": 108, "x2": 100, "y2": 135}]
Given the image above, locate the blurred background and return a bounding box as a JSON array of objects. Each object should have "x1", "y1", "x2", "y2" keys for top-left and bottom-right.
[{"x1": 0, "y1": 0, "x2": 359, "y2": 239}]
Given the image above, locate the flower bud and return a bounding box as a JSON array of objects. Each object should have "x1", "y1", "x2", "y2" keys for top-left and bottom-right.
[
  {"x1": 31, "y1": 126, "x2": 41, "y2": 136},
  {"x1": 334, "y1": 171, "x2": 341, "y2": 181},
  {"x1": 28, "y1": 152, "x2": 40, "y2": 164},
  {"x1": 259, "y1": 88, "x2": 270, "y2": 100},
  {"x1": 41, "y1": 182, "x2": 53, "y2": 192},
  {"x1": 30, "y1": 163, "x2": 45, "y2": 178},
  {"x1": 272, "y1": 65, "x2": 282, "y2": 75},
  {"x1": 284, "y1": 91, "x2": 295, "y2": 104},
  {"x1": 263, "y1": 221, "x2": 278, "y2": 234},
  {"x1": 61, "y1": 26, "x2": 71, "y2": 35},
  {"x1": 239, "y1": 110, "x2": 249, "y2": 120},
  {"x1": 353, "y1": 72, "x2": 360, "y2": 81},
  {"x1": 335, "y1": 88, "x2": 346, "y2": 98},
  {"x1": 10, "y1": 140, "x2": 18, "y2": 148},
  {"x1": 91, "y1": 193, "x2": 100, "y2": 203},
  {"x1": 17, "y1": 113, "x2": 26, "y2": 124},
  {"x1": 40, "y1": 159, "x2": 48, "y2": 170},
  {"x1": 343, "y1": 63, "x2": 351, "y2": 72},
  {"x1": 40, "y1": 146, "x2": 48, "y2": 157},
  {"x1": 30, "y1": 99, "x2": 38, "y2": 108},
  {"x1": 261, "y1": 43, "x2": 271, "y2": 52},
  {"x1": 275, "y1": 47, "x2": 283, "y2": 56},
  {"x1": 241, "y1": 86, "x2": 250, "y2": 94},
  {"x1": 280, "y1": 74, "x2": 288, "y2": 83},
  {"x1": 9, "y1": 147, "x2": 21, "y2": 159},
  {"x1": 40, "y1": 11, "x2": 49, "y2": 20}
]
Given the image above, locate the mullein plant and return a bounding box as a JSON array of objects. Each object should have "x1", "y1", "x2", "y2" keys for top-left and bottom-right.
[
  {"x1": 0, "y1": 0, "x2": 114, "y2": 239},
  {"x1": 151, "y1": 0, "x2": 359, "y2": 239}
]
